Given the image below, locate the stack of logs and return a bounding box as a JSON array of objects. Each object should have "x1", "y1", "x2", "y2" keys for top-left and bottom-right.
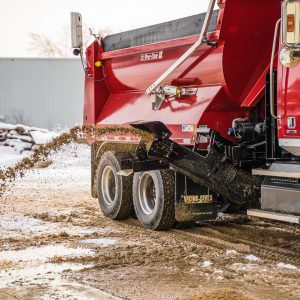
[{"x1": 0, "y1": 123, "x2": 57, "y2": 155}]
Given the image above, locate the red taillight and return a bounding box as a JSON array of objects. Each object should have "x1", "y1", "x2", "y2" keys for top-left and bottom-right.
[{"x1": 287, "y1": 14, "x2": 295, "y2": 32}]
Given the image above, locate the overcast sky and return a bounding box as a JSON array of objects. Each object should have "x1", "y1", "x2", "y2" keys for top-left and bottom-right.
[{"x1": 0, "y1": 0, "x2": 211, "y2": 57}]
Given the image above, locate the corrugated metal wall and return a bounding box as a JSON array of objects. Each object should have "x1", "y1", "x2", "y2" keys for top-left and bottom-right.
[{"x1": 0, "y1": 58, "x2": 84, "y2": 129}]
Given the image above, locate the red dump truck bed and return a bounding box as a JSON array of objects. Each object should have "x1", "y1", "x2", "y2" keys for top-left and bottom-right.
[{"x1": 84, "y1": 0, "x2": 281, "y2": 145}]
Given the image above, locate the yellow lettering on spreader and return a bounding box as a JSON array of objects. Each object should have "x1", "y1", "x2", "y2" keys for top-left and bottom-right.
[{"x1": 183, "y1": 195, "x2": 213, "y2": 204}]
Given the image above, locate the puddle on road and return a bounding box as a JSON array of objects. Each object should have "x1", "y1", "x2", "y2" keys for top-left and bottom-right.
[{"x1": 81, "y1": 238, "x2": 118, "y2": 247}]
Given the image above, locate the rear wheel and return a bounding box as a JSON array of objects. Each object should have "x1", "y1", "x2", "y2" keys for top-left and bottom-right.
[
  {"x1": 132, "y1": 170, "x2": 175, "y2": 230},
  {"x1": 97, "y1": 151, "x2": 133, "y2": 220}
]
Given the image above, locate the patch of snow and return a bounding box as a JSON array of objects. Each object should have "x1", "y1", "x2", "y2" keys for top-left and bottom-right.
[
  {"x1": 30, "y1": 130, "x2": 58, "y2": 145},
  {"x1": 202, "y1": 260, "x2": 213, "y2": 268},
  {"x1": 277, "y1": 263, "x2": 298, "y2": 270},
  {"x1": 267, "y1": 226, "x2": 291, "y2": 233},
  {"x1": 231, "y1": 263, "x2": 267, "y2": 272},
  {"x1": 0, "y1": 245, "x2": 95, "y2": 263},
  {"x1": 0, "y1": 214, "x2": 109, "y2": 239},
  {"x1": 6, "y1": 139, "x2": 32, "y2": 152},
  {"x1": 185, "y1": 253, "x2": 199, "y2": 260},
  {"x1": 30, "y1": 126, "x2": 51, "y2": 133},
  {"x1": 226, "y1": 249, "x2": 238, "y2": 256},
  {"x1": 255, "y1": 221, "x2": 267, "y2": 225},
  {"x1": 213, "y1": 269, "x2": 224, "y2": 280},
  {"x1": 0, "y1": 214, "x2": 60, "y2": 238},
  {"x1": 81, "y1": 238, "x2": 118, "y2": 247},
  {"x1": 245, "y1": 255, "x2": 261, "y2": 262},
  {"x1": 0, "y1": 152, "x2": 27, "y2": 168},
  {"x1": 21, "y1": 150, "x2": 33, "y2": 156},
  {"x1": 216, "y1": 213, "x2": 234, "y2": 221},
  {"x1": 0, "y1": 122, "x2": 17, "y2": 130},
  {"x1": 0, "y1": 122, "x2": 60, "y2": 168},
  {"x1": 71, "y1": 227, "x2": 109, "y2": 236},
  {"x1": 0, "y1": 145, "x2": 17, "y2": 154}
]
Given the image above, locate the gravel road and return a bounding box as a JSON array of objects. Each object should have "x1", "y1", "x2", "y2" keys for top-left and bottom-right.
[{"x1": 0, "y1": 143, "x2": 299, "y2": 300}]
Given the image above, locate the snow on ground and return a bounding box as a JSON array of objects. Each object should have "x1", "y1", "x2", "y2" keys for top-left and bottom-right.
[
  {"x1": 14, "y1": 142, "x2": 91, "y2": 189},
  {"x1": 277, "y1": 262, "x2": 298, "y2": 270},
  {"x1": 0, "y1": 146, "x2": 29, "y2": 168},
  {"x1": 245, "y1": 254, "x2": 261, "y2": 262},
  {"x1": 30, "y1": 130, "x2": 58, "y2": 145},
  {"x1": 202, "y1": 261, "x2": 214, "y2": 268},
  {"x1": 0, "y1": 142, "x2": 123, "y2": 298}
]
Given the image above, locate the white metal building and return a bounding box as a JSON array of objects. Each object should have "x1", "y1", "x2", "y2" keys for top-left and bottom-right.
[{"x1": 0, "y1": 58, "x2": 84, "y2": 129}]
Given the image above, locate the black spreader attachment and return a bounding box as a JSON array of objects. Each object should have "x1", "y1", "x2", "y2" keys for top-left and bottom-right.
[{"x1": 130, "y1": 121, "x2": 172, "y2": 139}]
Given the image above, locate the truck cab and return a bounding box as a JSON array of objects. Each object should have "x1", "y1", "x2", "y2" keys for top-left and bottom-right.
[{"x1": 248, "y1": 0, "x2": 300, "y2": 223}]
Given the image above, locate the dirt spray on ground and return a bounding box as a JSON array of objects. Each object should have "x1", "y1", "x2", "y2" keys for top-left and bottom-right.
[{"x1": 0, "y1": 125, "x2": 153, "y2": 196}]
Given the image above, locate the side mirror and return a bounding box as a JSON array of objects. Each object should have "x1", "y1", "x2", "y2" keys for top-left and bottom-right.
[
  {"x1": 282, "y1": 1, "x2": 300, "y2": 46},
  {"x1": 70, "y1": 12, "x2": 83, "y2": 49}
]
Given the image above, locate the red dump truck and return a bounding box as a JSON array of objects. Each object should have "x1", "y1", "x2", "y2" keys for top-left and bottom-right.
[{"x1": 71, "y1": 0, "x2": 300, "y2": 230}]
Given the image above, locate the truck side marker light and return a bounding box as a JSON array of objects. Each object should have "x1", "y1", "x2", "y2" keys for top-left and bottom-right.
[{"x1": 287, "y1": 14, "x2": 295, "y2": 32}]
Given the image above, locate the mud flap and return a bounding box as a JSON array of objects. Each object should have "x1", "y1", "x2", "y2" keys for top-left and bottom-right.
[
  {"x1": 175, "y1": 203, "x2": 217, "y2": 222},
  {"x1": 175, "y1": 172, "x2": 217, "y2": 222}
]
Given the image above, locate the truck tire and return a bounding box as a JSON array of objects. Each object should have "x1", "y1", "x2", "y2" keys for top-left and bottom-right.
[
  {"x1": 132, "y1": 170, "x2": 175, "y2": 230},
  {"x1": 97, "y1": 151, "x2": 133, "y2": 220}
]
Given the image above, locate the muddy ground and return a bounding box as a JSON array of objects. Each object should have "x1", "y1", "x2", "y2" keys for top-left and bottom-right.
[{"x1": 0, "y1": 143, "x2": 299, "y2": 300}]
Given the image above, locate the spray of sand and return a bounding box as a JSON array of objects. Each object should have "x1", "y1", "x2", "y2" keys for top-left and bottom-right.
[{"x1": 0, "y1": 125, "x2": 153, "y2": 196}]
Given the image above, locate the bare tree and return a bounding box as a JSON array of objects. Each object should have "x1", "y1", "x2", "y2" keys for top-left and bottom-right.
[
  {"x1": 29, "y1": 25, "x2": 112, "y2": 58},
  {"x1": 29, "y1": 33, "x2": 64, "y2": 57}
]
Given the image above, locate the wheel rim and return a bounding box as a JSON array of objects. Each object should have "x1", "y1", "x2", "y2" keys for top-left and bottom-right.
[
  {"x1": 101, "y1": 166, "x2": 116, "y2": 206},
  {"x1": 138, "y1": 172, "x2": 157, "y2": 215}
]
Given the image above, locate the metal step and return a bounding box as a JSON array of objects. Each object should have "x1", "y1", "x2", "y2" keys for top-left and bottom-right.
[
  {"x1": 247, "y1": 209, "x2": 300, "y2": 224},
  {"x1": 252, "y1": 162, "x2": 300, "y2": 178}
]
